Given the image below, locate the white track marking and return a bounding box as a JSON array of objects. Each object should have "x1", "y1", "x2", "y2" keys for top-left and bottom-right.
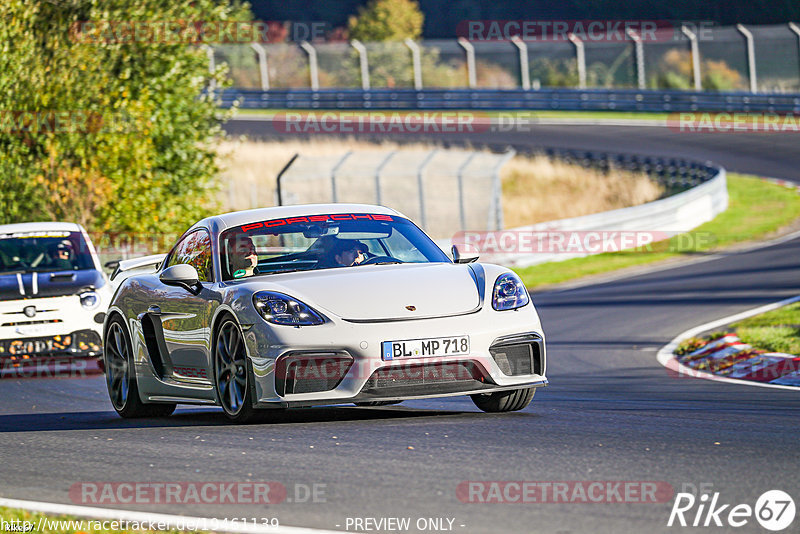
[
  {"x1": 0, "y1": 497, "x2": 353, "y2": 534},
  {"x1": 656, "y1": 295, "x2": 800, "y2": 390}
]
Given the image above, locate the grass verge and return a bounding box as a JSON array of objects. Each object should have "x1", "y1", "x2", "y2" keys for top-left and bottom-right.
[
  {"x1": 514, "y1": 174, "x2": 800, "y2": 289},
  {"x1": 731, "y1": 302, "x2": 800, "y2": 354}
]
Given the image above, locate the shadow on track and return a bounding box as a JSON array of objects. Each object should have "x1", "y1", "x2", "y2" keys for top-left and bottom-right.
[{"x1": 0, "y1": 405, "x2": 479, "y2": 432}]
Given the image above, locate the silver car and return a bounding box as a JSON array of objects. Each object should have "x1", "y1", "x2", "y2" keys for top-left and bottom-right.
[{"x1": 104, "y1": 204, "x2": 547, "y2": 422}]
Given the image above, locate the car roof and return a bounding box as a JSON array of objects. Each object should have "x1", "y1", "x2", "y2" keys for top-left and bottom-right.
[
  {"x1": 0, "y1": 221, "x2": 84, "y2": 234},
  {"x1": 197, "y1": 203, "x2": 407, "y2": 232}
]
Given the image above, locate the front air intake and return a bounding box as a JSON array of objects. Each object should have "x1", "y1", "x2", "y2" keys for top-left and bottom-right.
[
  {"x1": 275, "y1": 352, "x2": 353, "y2": 396},
  {"x1": 489, "y1": 334, "x2": 544, "y2": 376}
]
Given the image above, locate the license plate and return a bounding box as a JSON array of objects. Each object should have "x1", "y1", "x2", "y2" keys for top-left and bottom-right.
[{"x1": 381, "y1": 336, "x2": 469, "y2": 361}]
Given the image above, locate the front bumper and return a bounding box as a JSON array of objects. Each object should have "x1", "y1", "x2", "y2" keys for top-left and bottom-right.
[
  {"x1": 245, "y1": 303, "x2": 547, "y2": 407},
  {"x1": 0, "y1": 329, "x2": 103, "y2": 378}
]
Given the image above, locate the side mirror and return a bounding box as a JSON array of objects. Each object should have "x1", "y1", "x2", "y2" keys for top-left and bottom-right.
[
  {"x1": 452, "y1": 244, "x2": 479, "y2": 264},
  {"x1": 159, "y1": 264, "x2": 201, "y2": 293}
]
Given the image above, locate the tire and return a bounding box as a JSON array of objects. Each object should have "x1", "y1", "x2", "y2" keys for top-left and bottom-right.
[
  {"x1": 213, "y1": 316, "x2": 261, "y2": 423},
  {"x1": 354, "y1": 401, "x2": 403, "y2": 407},
  {"x1": 104, "y1": 315, "x2": 176, "y2": 418},
  {"x1": 470, "y1": 387, "x2": 535, "y2": 413}
]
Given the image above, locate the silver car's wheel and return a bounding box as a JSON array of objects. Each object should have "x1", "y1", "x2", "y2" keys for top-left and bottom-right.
[
  {"x1": 214, "y1": 318, "x2": 259, "y2": 422},
  {"x1": 105, "y1": 322, "x2": 130, "y2": 410},
  {"x1": 471, "y1": 387, "x2": 535, "y2": 413},
  {"x1": 104, "y1": 316, "x2": 175, "y2": 418}
]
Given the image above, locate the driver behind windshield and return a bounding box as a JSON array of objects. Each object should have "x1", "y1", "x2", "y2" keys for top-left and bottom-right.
[
  {"x1": 49, "y1": 240, "x2": 74, "y2": 270},
  {"x1": 330, "y1": 239, "x2": 368, "y2": 267}
]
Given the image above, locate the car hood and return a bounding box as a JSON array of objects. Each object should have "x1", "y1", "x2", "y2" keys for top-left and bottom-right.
[
  {"x1": 0, "y1": 270, "x2": 105, "y2": 301},
  {"x1": 267, "y1": 263, "x2": 482, "y2": 321}
]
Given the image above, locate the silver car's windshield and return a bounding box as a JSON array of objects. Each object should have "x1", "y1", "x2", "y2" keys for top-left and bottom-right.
[
  {"x1": 219, "y1": 213, "x2": 450, "y2": 281},
  {"x1": 0, "y1": 230, "x2": 94, "y2": 274}
]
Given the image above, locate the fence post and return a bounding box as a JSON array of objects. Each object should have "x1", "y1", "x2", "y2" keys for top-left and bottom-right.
[
  {"x1": 626, "y1": 29, "x2": 645, "y2": 90},
  {"x1": 276, "y1": 153, "x2": 299, "y2": 206},
  {"x1": 250, "y1": 43, "x2": 270, "y2": 91},
  {"x1": 330, "y1": 151, "x2": 353, "y2": 203},
  {"x1": 681, "y1": 25, "x2": 702, "y2": 91},
  {"x1": 202, "y1": 45, "x2": 216, "y2": 92},
  {"x1": 404, "y1": 38, "x2": 423, "y2": 90},
  {"x1": 789, "y1": 23, "x2": 800, "y2": 86},
  {"x1": 417, "y1": 150, "x2": 438, "y2": 230},
  {"x1": 491, "y1": 150, "x2": 515, "y2": 231},
  {"x1": 736, "y1": 24, "x2": 757, "y2": 93},
  {"x1": 458, "y1": 38, "x2": 477, "y2": 88},
  {"x1": 374, "y1": 151, "x2": 397, "y2": 206},
  {"x1": 511, "y1": 36, "x2": 530, "y2": 90},
  {"x1": 456, "y1": 152, "x2": 478, "y2": 231},
  {"x1": 567, "y1": 33, "x2": 586, "y2": 89},
  {"x1": 300, "y1": 41, "x2": 319, "y2": 90},
  {"x1": 351, "y1": 39, "x2": 371, "y2": 90}
]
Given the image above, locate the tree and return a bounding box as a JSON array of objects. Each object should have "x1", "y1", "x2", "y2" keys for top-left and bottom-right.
[
  {"x1": 348, "y1": 0, "x2": 424, "y2": 42},
  {"x1": 0, "y1": 0, "x2": 251, "y2": 236}
]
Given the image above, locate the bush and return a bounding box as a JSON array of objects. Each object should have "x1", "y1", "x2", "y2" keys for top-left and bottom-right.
[
  {"x1": 348, "y1": 0, "x2": 424, "y2": 42},
  {"x1": 0, "y1": 0, "x2": 251, "y2": 235}
]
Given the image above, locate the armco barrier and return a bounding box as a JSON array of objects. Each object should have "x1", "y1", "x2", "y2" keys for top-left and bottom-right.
[
  {"x1": 219, "y1": 88, "x2": 800, "y2": 113},
  {"x1": 434, "y1": 148, "x2": 726, "y2": 267}
]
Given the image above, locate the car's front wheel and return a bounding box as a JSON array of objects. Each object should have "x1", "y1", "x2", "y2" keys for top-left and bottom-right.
[
  {"x1": 214, "y1": 316, "x2": 260, "y2": 423},
  {"x1": 104, "y1": 316, "x2": 175, "y2": 418},
  {"x1": 470, "y1": 388, "x2": 535, "y2": 413}
]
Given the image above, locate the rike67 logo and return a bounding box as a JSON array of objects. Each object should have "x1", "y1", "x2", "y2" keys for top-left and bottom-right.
[{"x1": 668, "y1": 489, "x2": 795, "y2": 531}]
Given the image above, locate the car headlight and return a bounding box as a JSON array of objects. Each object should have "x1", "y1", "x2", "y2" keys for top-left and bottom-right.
[
  {"x1": 79, "y1": 291, "x2": 100, "y2": 310},
  {"x1": 492, "y1": 273, "x2": 530, "y2": 311},
  {"x1": 253, "y1": 291, "x2": 325, "y2": 326}
]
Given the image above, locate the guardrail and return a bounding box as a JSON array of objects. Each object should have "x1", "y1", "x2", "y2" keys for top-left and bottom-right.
[
  {"x1": 219, "y1": 88, "x2": 800, "y2": 113},
  {"x1": 444, "y1": 149, "x2": 727, "y2": 267}
]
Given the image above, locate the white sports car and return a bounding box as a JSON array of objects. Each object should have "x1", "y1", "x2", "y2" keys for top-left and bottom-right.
[
  {"x1": 0, "y1": 222, "x2": 112, "y2": 377},
  {"x1": 104, "y1": 204, "x2": 547, "y2": 422}
]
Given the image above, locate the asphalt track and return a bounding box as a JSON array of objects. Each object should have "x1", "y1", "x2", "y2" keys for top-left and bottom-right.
[{"x1": 1, "y1": 121, "x2": 799, "y2": 533}]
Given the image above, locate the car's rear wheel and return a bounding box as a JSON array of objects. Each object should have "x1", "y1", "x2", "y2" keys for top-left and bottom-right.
[
  {"x1": 214, "y1": 317, "x2": 260, "y2": 423},
  {"x1": 470, "y1": 388, "x2": 535, "y2": 413},
  {"x1": 105, "y1": 316, "x2": 176, "y2": 418}
]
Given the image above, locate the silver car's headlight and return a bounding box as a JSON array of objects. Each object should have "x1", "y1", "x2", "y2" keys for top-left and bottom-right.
[
  {"x1": 253, "y1": 291, "x2": 325, "y2": 326},
  {"x1": 492, "y1": 273, "x2": 530, "y2": 311},
  {"x1": 79, "y1": 291, "x2": 101, "y2": 310}
]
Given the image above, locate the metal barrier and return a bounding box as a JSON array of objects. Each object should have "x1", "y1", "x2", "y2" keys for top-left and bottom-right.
[
  {"x1": 219, "y1": 87, "x2": 800, "y2": 113},
  {"x1": 214, "y1": 23, "x2": 800, "y2": 94},
  {"x1": 444, "y1": 149, "x2": 727, "y2": 267}
]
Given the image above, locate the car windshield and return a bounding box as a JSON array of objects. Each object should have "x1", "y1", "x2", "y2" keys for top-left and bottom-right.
[
  {"x1": 219, "y1": 212, "x2": 450, "y2": 281},
  {"x1": 0, "y1": 230, "x2": 95, "y2": 274}
]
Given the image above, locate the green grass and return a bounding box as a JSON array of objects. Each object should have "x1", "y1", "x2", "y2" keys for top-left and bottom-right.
[
  {"x1": 733, "y1": 302, "x2": 800, "y2": 328},
  {"x1": 0, "y1": 506, "x2": 200, "y2": 533},
  {"x1": 513, "y1": 174, "x2": 800, "y2": 289},
  {"x1": 731, "y1": 302, "x2": 800, "y2": 354}
]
